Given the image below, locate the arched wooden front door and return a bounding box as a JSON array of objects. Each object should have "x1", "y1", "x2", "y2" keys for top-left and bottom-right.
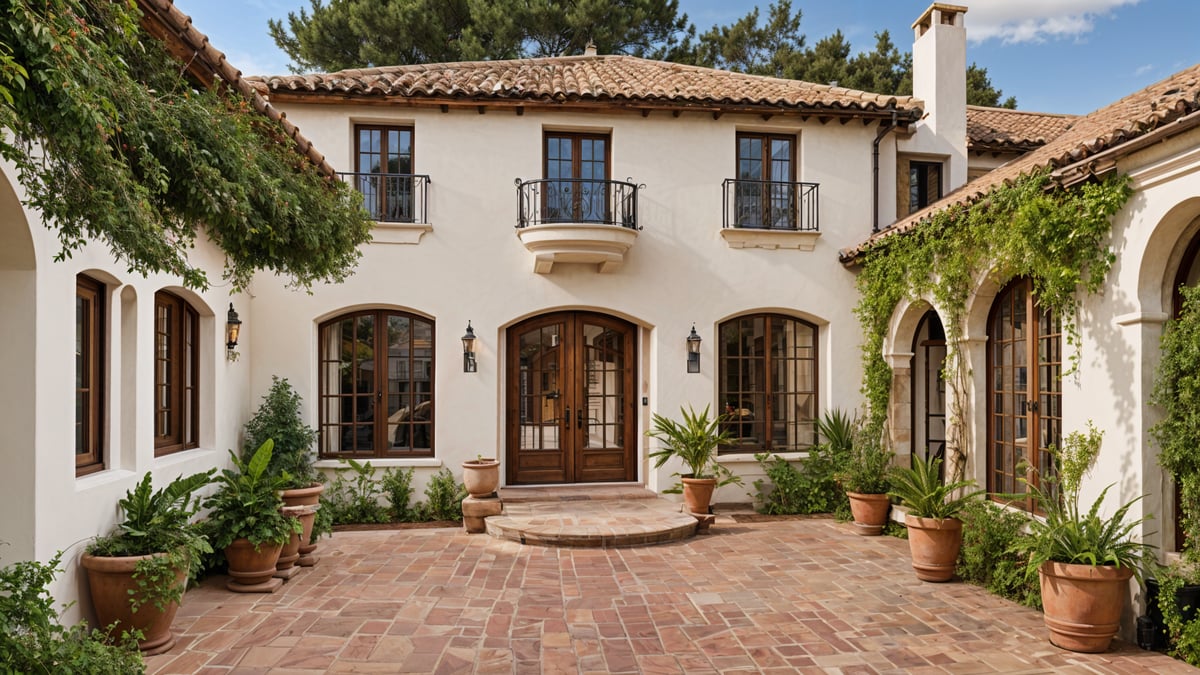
[{"x1": 506, "y1": 312, "x2": 637, "y2": 484}]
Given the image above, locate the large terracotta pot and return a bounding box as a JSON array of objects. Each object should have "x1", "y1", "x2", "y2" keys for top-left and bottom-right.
[
  {"x1": 847, "y1": 492, "x2": 890, "y2": 536},
  {"x1": 1039, "y1": 561, "x2": 1133, "y2": 653},
  {"x1": 462, "y1": 459, "x2": 501, "y2": 498},
  {"x1": 681, "y1": 476, "x2": 717, "y2": 515},
  {"x1": 284, "y1": 482, "x2": 324, "y2": 561},
  {"x1": 904, "y1": 515, "x2": 963, "y2": 582},
  {"x1": 225, "y1": 538, "x2": 283, "y2": 588},
  {"x1": 81, "y1": 552, "x2": 186, "y2": 655}
]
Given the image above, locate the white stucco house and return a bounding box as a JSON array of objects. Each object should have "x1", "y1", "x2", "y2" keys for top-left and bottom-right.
[{"x1": 3, "y1": 0, "x2": 1197, "y2": 630}]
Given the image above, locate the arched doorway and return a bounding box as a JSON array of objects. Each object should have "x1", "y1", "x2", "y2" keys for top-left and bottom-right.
[
  {"x1": 910, "y1": 310, "x2": 947, "y2": 473},
  {"x1": 506, "y1": 311, "x2": 637, "y2": 484},
  {"x1": 1168, "y1": 230, "x2": 1200, "y2": 549}
]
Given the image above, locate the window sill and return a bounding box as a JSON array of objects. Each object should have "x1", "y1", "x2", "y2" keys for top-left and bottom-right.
[
  {"x1": 315, "y1": 457, "x2": 443, "y2": 470},
  {"x1": 370, "y1": 221, "x2": 432, "y2": 245},
  {"x1": 717, "y1": 451, "x2": 813, "y2": 465},
  {"x1": 720, "y1": 228, "x2": 820, "y2": 251}
]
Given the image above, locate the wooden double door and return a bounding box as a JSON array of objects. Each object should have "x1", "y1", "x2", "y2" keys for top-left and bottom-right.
[{"x1": 507, "y1": 312, "x2": 637, "y2": 484}]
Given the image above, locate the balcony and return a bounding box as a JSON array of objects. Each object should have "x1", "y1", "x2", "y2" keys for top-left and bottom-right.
[
  {"x1": 338, "y1": 172, "x2": 431, "y2": 244},
  {"x1": 721, "y1": 179, "x2": 820, "y2": 251},
  {"x1": 515, "y1": 178, "x2": 642, "y2": 273}
]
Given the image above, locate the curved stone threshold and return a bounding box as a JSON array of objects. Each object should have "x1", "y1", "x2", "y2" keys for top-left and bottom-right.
[{"x1": 485, "y1": 498, "x2": 699, "y2": 548}]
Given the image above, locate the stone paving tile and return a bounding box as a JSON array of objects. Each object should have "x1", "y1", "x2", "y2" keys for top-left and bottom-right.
[{"x1": 147, "y1": 518, "x2": 1198, "y2": 674}]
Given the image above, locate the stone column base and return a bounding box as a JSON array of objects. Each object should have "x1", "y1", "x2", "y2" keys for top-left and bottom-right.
[{"x1": 462, "y1": 496, "x2": 504, "y2": 533}]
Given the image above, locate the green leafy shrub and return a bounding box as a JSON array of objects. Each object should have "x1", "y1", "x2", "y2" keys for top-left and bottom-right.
[
  {"x1": 752, "y1": 410, "x2": 854, "y2": 516},
  {"x1": 323, "y1": 458, "x2": 390, "y2": 524},
  {"x1": 203, "y1": 440, "x2": 302, "y2": 550},
  {"x1": 1158, "y1": 561, "x2": 1200, "y2": 665},
  {"x1": 0, "y1": 553, "x2": 145, "y2": 674},
  {"x1": 647, "y1": 405, "x2": 742, "y2": 492},
  {"x1": 957, "y1": 500, "x2": 1040, "y2": 608},
  {"x1": 242, "y1": 376, "x2": 318, "y2": 489},
  {"x1": 835, "y1": 415, "x2": 892, "y2": 495},
  {"x1": 415, "y1": 468, "x2": 466, "y2": 522},
  {"x1": 381, "y1": 467, "x2": 417, "y2": 521},
  {"x1": 888, "y1": 455, "x2": 982, "y2": 519}
]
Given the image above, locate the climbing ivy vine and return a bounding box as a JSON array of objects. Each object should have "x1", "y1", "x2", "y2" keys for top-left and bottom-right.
[
  {"x1": 0, "y1": 0, "x2": 372, "y2": 290},
  {"x1": 853, "y1": 169, "x2": 1132, "y2": 476}
]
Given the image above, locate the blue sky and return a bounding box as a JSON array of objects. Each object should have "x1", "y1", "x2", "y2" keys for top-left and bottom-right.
[{"x1": 184, "y1": 0, "x2": 1198, "y2": 115}]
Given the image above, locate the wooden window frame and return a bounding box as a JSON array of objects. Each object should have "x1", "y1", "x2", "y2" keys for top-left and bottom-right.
[
  {"x1": 717, "y1": 313, "x2": 819, "y2": 454},
  {"x1": 354, "y1": 124, "x2": 415, "y2": 222},
  {"x1": 76, "y1": 275, "x2": 105, "y2": 475},
  {"x1": 908, "y1": 160, "x2": 943, "y2": 214},
  {"x1": 543, "y1": 131, "x2": 611, "y2": 223},
  {"x1": 734, "y1": 132, "x2": 797, "y2": 229},
  {"x1": 153, "y1": 291, "x2": 199, "y2": 456},
  {"x1": 317, "y1": 309, "x2": 436, "y2": 459},
  {"x1": 986, "y1": 277, "x2": 1061, "y2": 513}
]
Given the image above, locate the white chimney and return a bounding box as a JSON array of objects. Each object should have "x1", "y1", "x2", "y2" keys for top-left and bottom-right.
[{"x1": 909, "y1": 3, "x2": 968, "y2": 190}]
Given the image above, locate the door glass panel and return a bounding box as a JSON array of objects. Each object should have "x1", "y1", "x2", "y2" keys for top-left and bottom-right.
[
  {"x1": 518, "y1": 324, "x2": 562, "y2": 452},
  {"x1": 583, "y1": 323, "x2": 623, "y2": 450}
]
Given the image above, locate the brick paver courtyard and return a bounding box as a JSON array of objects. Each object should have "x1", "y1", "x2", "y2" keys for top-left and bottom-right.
[{"x1": 145, "y1": 517, "x2": 1194, "y2": 674}]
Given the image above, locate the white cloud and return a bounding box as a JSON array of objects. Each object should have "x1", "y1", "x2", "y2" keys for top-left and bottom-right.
[
  {"x1": 1133, "y1": 63, "x2": 1154, "y2": 76},
  {"x1": 965, "y1": 0, "x2": 1140, "y2": 44}
]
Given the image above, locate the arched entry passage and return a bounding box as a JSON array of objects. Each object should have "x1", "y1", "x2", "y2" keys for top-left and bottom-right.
[
  {"x1": 1168, "y1": 229, "x2": 1200, "y2": 549},
  {"x1": 910, "y1": 310, "x2": 947, "y2": 472},
  {"x1": 506, "y1": 311, "x2": 637, "y2": 484}
]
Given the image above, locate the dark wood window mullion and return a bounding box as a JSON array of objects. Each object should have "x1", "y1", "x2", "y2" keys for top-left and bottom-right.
[{"x1": 76, "y1": 276, "x2": 104, "y2": 474}]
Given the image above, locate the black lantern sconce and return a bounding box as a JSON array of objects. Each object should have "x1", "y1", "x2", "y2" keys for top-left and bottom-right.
[
  {"x1": 687, "y1": 324, "x2": 701, "y2": 373},
  {"x1": 462, "y1": 321, "x2": 478, "y2": 373},
  {"x1": 225, "y1": 303, "x2": 242, "y2": 352}
]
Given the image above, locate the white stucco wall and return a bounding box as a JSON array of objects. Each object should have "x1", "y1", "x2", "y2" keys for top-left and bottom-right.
[{"x1": 249, "y1": 103, "x2": 893, "y2": 503}]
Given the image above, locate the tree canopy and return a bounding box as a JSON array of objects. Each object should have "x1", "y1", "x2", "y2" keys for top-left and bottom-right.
[
  {"x1": 0, "y1": 0, "x2": 372, "y2": 290},
  {"x1": 268, "y1": 0, "x2": 1016, "y2": 108}
]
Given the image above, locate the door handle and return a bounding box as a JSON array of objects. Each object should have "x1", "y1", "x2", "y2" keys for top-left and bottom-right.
[{"x1": 564, "y1": 406, "x2": 571, "y2": 427}]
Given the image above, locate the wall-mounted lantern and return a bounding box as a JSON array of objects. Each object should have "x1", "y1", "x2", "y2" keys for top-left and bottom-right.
[
  {"x1": 687, "y1": 324, "x2": 701, "y2": 373},
  {"x1": 462, "y1": 321, "x2": 478, "y2": 373},
  {"x1": 226, "y1": 303, "x2": 242, "y2": 352}
]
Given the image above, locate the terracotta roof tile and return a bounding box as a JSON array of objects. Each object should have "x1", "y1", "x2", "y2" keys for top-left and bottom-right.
[
  {"x1": 842, "y1": 63, "x2": 1200, "y2": 261},
  {"x1": 135, "y1": 0, "x2": 333, "y2": 176},
  {"x1": 250, "y1": 55, "x2": 921, "y2": 117},
  {"x1": 966, "y1": 105, "x2": 1076, "y2": 152}
]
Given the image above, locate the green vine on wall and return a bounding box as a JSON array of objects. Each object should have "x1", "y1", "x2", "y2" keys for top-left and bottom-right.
[
  {"x1": 853, "y1": 169, "x2": 1132, "y2": 474},
  {"x1": 0, "y1": 0, "x2": 372, "y2": 290}
]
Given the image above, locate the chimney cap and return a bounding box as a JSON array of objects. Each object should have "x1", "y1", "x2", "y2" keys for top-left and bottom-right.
[
  {"x1": 912, "y1": 2, "x2": 968, "y2": 32},
  {"x1": 584, "y1": 42, "x2": 597, "y2": 57}
]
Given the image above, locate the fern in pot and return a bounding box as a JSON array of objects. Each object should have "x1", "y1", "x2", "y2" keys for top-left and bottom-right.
[
  {"x1": 647, "y1": 404, "x2": 741, "y2": 515},
  {"x1": 830, "y1": 412, "x2": 893, "y2": 536},
  {"x1": 81, "y1": 470, "x2": 214, "y2": 654},
  {"x1": 1014, "y1": 422, "x2": 1152, "y2": 653}
]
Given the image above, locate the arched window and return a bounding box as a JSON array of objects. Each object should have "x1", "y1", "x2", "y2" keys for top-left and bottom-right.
[
  {"x1": 986, "y1": 277, "x2": 1061, "y2": 512},
  {"x1": 717, "y1": 314, "x2": 817, "y2": 453},
  {"x1": 77, "y1": 275, "x2": 105, "y2": 474},
  {"x1": 318, "y1": 310, "x2": 434, "y2": 458},
  {"x1": 153, "y1": 290, "x2": 199, "y2": 456}
]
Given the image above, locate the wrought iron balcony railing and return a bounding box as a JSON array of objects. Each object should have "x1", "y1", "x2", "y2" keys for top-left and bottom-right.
[
  {"x1": 338, "y1": 172, "x2": 430, "y2": 224},
  {"x1": 516, "y1": 178, "x2": 642, "y2": 230},
  {"x1": 722, "y1": 179, "x2": 819, "y2": 232}
]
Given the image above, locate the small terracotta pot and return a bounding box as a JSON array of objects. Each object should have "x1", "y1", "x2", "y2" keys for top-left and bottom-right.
[
  {"x1": 846, "y1": 492, "x2": 890, "y2": 536},
  {"x1": 1039, "y1": 561, "x2": 1133, "y2": 653},
  {"x1": 284, "y1": 483, "x2": 324, "y2": 557},
  {"x1": 681, "y1": 476, "x2": 717, "y2": 515},
  {"x1": 81, "y1": 552, "x2": 185, "y2": 655},
  {"x1": 225, "y1": 538, "x2": 283, "y2": 587},
  {"x1": 904, "y1": 515, "x2": 963, "y2": 582},
  {"x1": 462, "y1": 459, "x2": 501, "y2": 498},
  {"x1": 276, "y1": 505, "x2": 314, "y2": 571}
]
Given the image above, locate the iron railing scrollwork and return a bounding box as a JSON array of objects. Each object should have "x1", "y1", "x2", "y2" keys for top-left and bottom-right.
[
  {"x1": 516, "y1": 178, "x2": 642, "y2": 230},
  {"x1": 338, "y1": 172, "x2": 430, "y2": 224},
  {"x1": 722, "y1": 179, "x2": 819, "y2": 232}
]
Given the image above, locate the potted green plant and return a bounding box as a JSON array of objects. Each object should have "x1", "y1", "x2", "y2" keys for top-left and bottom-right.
[
  {"x1": 204, "y1": 440, "x2": 301, "y2": 593},
  {"x1": 1016, "y1": 422, "x2": 1151, "y2": 653},
  {"x1": 242, "y1": 376, "x2": 326, "y2": 566},
  {"x1": 829, "y1": 412, "x2": 893, "y2": 536},
  {"x1": 81, "y1": 470, "x2": 213, "y2": 654},
  {"x1": 888, "y1": 454, "x2": 983, "y2": 582},
  {"x1": 647, "y1": 404, "x2": 742, "y2": 515},
  {"x1": 462, "y1": 454, "x2": 500, "y2": 498}
]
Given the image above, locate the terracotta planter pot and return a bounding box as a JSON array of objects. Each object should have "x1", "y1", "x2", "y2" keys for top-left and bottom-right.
[
  {"x1": 276, "y1": 505, "x2": 313, "y2": 572},
  {"x1": 681, "y1": 476, "x2": 717, "y2": 515},
  {"x1": 904, "y1": 515, "x2": 963, "y2": 582},
  {"x1": 1039, "y1": 561, "x2": 1133, "y2": 653},
  {"x1": 81, "y1": 552, "x2": 185, "y2": 655},
  {"x1": 847, "y1": 492, "x2": 890, "y2": 536},
  {"x1": 284, "y1": 483, "x2": 324, "y2": 559},
  {"x1": 225, "y1": 538, "x2": 283, "y2": 587},
  {"x1": 462, "y1": 459, "x2": 501, "y2": 498}
]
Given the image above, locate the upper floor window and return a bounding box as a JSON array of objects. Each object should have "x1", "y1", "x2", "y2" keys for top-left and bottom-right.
[
  {"x1": 76, "y1": 275, "x2": 104, "y2": 475},
  {"x1": 544, "y1": 132, "x2": 609, "y2": 223},
  {"x1": 718, "y1": 314, "x2": 818, "y2": 453},
  {"x1": 725, "y1": 133, "x2": 817, "y2": 232},
  {"x1": 353, "y1": 125, "x2": 417, "y2": 223},
  {"x1": 154, "y1": 291, "x2": 199, "y2": 456},
  {"x1": 318, "y1": 310, "x2": 434, "y2": 458},
  {"x1": 906, "y1": 159, "x2": 943, "y2": 214}
]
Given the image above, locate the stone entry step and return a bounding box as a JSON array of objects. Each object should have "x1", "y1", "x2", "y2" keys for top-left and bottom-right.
[{"x1": 486, "y1": 487, "x2": 697, "y2": 548}]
